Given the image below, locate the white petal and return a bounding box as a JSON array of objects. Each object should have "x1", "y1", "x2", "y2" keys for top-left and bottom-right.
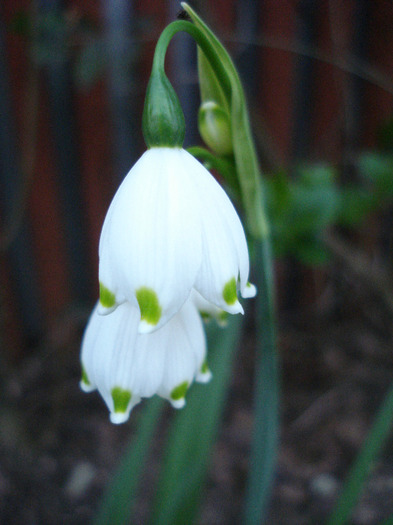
[
  {"x1": 177, "y1": 149, "x2": 250, "y2": 311},
  {"x1": 80, "y1": 295, "x2": 208, "y2": 422},
  {"x1": 99, "y1": 148, "x2": 202, "y2": 331},
  {"x1": 241, "y1": 282, "x2": 257, "y2": 298},
  {"x1": 80, "y1": 302, "x2": 141, "y2": 422},
  {"x1": 157, "y1": 296, "x2": 206, "y2": 405},
  {"x1": 196, "y1": 368, "x2": 213, "y2": 384}
]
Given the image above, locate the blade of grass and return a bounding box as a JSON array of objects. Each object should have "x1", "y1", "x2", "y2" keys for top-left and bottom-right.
[
  {"x1": 243, "y1": 237, "x2": 279, "y2": 524},
  {"x1": 326, "y1": 378, "x2": 393, "y2": 525},
  {"x1": 93, "y1": 396, "x2": 164, "y2": 525},
  {"x1": 149, "y1": 315, "x2": 243, "y2": 525}
]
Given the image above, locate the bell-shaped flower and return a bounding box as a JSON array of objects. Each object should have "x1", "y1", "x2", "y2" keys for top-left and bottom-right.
[
  {"x1": 80, "y1": 294, "x2": 211, "y2": 424},
  {"x1": 98, "y1": 147, "x2": 256, "y2": 334}
]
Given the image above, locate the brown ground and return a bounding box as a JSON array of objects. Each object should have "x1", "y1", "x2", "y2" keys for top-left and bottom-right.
[{"x1": 1, "y1": 260, "x2": 393, "y2": 524}]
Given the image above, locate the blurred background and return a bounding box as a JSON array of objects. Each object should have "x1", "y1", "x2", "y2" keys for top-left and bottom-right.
[{"x1": 1, "y1": 0, "x2": 393, "y2": 523}]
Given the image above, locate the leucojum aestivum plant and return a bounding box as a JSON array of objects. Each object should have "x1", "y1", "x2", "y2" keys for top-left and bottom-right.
[
  {"x1": 78, "y1": 4, "x2": 393, "y2": 524},
  {"x1": 80, "y1": 4, "x2": 277, "y2": 524}
]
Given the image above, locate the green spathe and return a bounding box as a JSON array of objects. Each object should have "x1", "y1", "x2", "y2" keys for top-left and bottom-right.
[
  {"x1": 136, "y1": 287, "x2": 162, "y2": 326},
  {"x1": 111, "y1": 386, "x2": 132, "y2": 414},
  {"x1": 170, "y1": 381, "x2": 189, "y2": 401},
  {"x1": 99, "y1": 282, "x2": 116, "y2": 308},
  {"x1": 223, "y1": 277, "x2": 237, "y2": 305}
]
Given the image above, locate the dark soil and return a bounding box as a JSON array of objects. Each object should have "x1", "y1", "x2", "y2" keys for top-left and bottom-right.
[{"x1": 1, "y1": 264, "x2": 393, "y2": 524}]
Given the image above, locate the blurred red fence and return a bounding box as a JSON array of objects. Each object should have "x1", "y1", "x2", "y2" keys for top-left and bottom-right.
[{"x1": 0, "y1": 0, "x2": 392, "y2": 354}]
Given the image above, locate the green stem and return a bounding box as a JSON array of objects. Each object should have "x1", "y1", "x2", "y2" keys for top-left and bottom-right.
[
  {"x1": 244, "y1": 236, "x2": 279, "y2": 524},
  {"x1": 327, "y1": 379, "x2": 393, "y2": 525},
  {"x1": 151, "y1": 20, "x2": 232, "y2": 101}
]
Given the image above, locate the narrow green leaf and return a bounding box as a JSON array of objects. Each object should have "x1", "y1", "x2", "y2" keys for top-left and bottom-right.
[
  {"x1": 149, "y1": 315, "x2": 243, "y2": 525},
  {"x1": 243, "y1": 237, "x2": 279, "y2": 524},
  {"x1": 326, "y1": 379, "x2": 393, "y2": 525},
  {"x1": 93, "y1": 397, "x2": 164, "y2": 525}
]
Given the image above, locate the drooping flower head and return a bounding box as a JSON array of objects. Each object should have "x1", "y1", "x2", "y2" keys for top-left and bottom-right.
[
  {"x1": 80, "y1": 4, "x2": 258, "y2": 424},
  {"x1": 81, "y1": 294, "x2": 211, "y2": 424},
  {"x1": 98, "y1": 147, "x2": 256, "y2": 334}
]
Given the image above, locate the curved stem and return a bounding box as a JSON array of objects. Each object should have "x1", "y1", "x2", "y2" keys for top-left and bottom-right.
[{"x1": 152, "y1": 20, "x2": 232, "y2": 101}]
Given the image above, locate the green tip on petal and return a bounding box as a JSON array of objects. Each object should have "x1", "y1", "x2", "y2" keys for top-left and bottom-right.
[
  {"x1": 223, "y1": 277, "x2": 238, "y2": 306},
  {"x1": 80, "y1": 365, "x2": 95, "y2": 392},
  {"x1": 111, "y1": 386, "x2": 132, "y2": 414},
  {"x1": 242, "y1": 281, "x2": 257, "y2": 299},
  {"x1": 99, "y1": 282, "x2": 116, "y2": 308},
  {"x1": 201, "y1": 360, "x2": 209, "y2": 374},
  {"x1": 197, "y1": 360, "x2": 213, "y2": 384},
  {"x1": 200, "y1": 310, "x2": 211, "y2": 322},
  {"x1": 170, "y1": 381, "x2": 188, "y2": 402},
  {"x1": 81, "y1": 365, "x2": 91, "y2": 386},
  {"x1": 136, "y1": 287, "x2": 162, "y2": 326}
]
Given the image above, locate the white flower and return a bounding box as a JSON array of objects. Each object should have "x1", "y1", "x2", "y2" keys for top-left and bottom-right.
[
  {"x1": 80, "y1": 294, "x2": 211, "y2": 424},
  {"x1": 98, "y1": 147, "x2": 256, "y2": 334}
]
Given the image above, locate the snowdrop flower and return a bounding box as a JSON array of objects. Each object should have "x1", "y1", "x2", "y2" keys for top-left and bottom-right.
[
  {"x1": 80, "y1": 294, "x2": 211, "y2": 424},
  {"x1": 98, "y1": 147, "x2": 256, "y2": 334}
]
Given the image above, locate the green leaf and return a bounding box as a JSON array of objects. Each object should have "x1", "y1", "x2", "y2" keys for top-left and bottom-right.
[
  {"x1": 93, "y1": 397, "x2": 164, "y2": 525},
  {"x1": 294, "y1": 238, "x2": 330, "y2": 266},
  {"x1": 358, "y1": 152, "x2": 393, "y2": 197},
  {"x1": 289, "y1": 183, "x2": 338, "y2": 233},
  {"x1": 264, "y1": 166, "x2": 339, "y2": 263},
  {"x1": 74, "y1": 37, "x2": 107, "y2": 91},
  {"x1": 149, "y1": 316, "x2": 242, "y2": 525},
  {"x1": 336, "y1": 186, "x2": 376, "y2": 226},
  {"x1": 243, "y1": 237, "x2": 279, "y2": 524},
  {"x1": 296, "y1": 163, "x2": 336, "y2": 187},
  {"x1": 327, "y1": 379, "x2": 393, "y2": 525}
]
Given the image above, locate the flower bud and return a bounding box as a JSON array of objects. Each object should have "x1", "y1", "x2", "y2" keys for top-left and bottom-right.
[{"x1": 198, "y1": 101, "x2": 233, "y2": 156}]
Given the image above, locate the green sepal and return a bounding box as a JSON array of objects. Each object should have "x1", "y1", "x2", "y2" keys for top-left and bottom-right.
[{"x1": 142, "y1": 69, "x2": 185, "y2": 148}]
